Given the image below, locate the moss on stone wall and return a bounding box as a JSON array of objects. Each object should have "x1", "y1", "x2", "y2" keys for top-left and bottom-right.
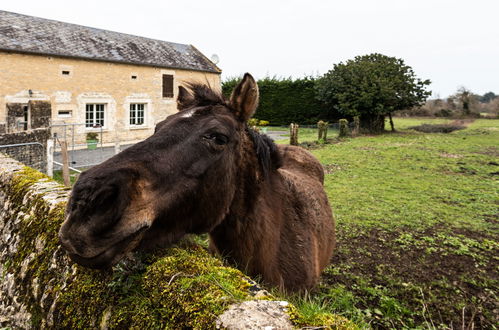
[
  {"x1": 0, "y1": 158, "x2": 354, "y2": 329},
  {"x1": 53, "y1": 244, "x2": 252, "y2": 329}
]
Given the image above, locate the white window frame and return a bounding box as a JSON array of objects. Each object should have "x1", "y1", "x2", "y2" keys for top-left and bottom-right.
[
  {"x1": 124, "y1": 96, "x2": 152, "y2": 130},
  {"x1": 129, "y1": 103, "x2": 146, "y2": 126},
  {"x1": 85, "y1": 103, "x2": 106, "y2": 129}
]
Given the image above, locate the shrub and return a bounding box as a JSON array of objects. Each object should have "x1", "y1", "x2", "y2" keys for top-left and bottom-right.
[
  {"x1": 434, "y1": 108, "x2": 453, "y2": 117},
  {"x1": 247, "y1": 118, "x2": 259, "y2": 127},
  {"x1": 223, "y1": 76, "x2": 330, "y2": 125},
  {"x1": 258, "y1": 120, "x2": 270, "y2": 126}
]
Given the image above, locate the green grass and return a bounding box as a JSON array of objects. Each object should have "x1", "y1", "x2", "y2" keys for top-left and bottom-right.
[
  {"x1": 53, "y1": 169, "x2": 82, "y2": 185},
  {"x1": 277, "y1": 118, "x2": 499, "y2": 328},
  {"x1": 52, "y1": 118, "x2": 498, "y2": 327}
]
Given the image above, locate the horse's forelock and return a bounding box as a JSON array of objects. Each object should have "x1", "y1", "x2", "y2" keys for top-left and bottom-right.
[
  {"x1": 184, "y1": 83, "x2": 227, "y2": 109},
  {"x1": 180, "y1": 83, "x2": 281, "y2": 178}
]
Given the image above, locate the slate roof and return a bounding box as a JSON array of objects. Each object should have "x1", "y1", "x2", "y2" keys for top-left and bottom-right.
[{"x1": 0, "y1": 10, "x2": 220, "y2": 73}]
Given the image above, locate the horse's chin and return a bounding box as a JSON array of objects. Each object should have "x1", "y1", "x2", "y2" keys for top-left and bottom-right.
[{"x1": 66, "y1": 226, "x2": 148, "y2": 269}]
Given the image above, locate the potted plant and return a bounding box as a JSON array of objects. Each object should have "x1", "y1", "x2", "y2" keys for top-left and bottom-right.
[{"x1": 86, "y1": 132, "x2": 99, "y2": 150}]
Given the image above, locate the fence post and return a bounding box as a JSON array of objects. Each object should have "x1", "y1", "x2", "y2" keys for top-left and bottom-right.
[
  {"x1": 46, "y1": 138, "x2": 54, "y2": 177},
  {"x1": 353, "y1": 116, "x2": 360, "y2": 136},
  {"x1": 290, "y1": 123, "x2": 299, "y2": 146},
  {"x1": 317, "y1": 120, "x2": 329, "y2": 142},
  {"x1": 114, "y1": 140, "x2": 121, "y2": 155},
  {"x1": 318, "y1": 121, "x2": 324, "y2": 141},
  {"x1": 60, "y1": 140, "x2": 71, "y2": 187},
  {"x1": 339, "y1": 119, "x2": 350, "y2": 137}
]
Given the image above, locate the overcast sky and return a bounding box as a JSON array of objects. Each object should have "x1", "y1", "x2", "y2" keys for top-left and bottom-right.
[{"x1": 2, "y1": 0, "x2": 498, "y2": 98}]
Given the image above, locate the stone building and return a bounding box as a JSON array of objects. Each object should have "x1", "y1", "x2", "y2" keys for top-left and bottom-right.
[{"x1": 0, "y1": 10, "x2": 221, "y2": 144}]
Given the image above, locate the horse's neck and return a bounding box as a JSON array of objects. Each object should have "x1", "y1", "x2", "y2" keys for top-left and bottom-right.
[
  {"x1": 209, "y1": 132, "x2": 282, "y2": 261},
  {"x1": 209, "y1": 177, "x2": 279, "y2": 258}
]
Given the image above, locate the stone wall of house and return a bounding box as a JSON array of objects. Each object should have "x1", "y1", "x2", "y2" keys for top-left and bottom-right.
[
  {"x1": 0, "y1": 51, "x2": 221, "y2": 144},
  {"x1": 0, "y1": 128, "x2": 49, "y2": 173},
  {"x1": 0, "y1": 155, "x2": 351, "y2": 329}
]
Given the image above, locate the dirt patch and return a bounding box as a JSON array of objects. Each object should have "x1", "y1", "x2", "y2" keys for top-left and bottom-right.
[
  {"x1": 409, "y1": 123, "x2": 466, "y2": 133},
  {"x1": 475, "y1": 147, "x2": 499, "y2": 157},
  {"x1": 323, "y1": 164, "x2": 343, "y2": 174},
  {"x1": 322, "y1": 225, "x2": 498, "y2": 328},
  {"x1": 450, "y1": 119, "x2": 476, "y2": 127},
  {"x1": 298, "y1": 139, "x2": 341, "y2": 150},
  {"x1": 440, "y1": 153, "x2": 462, "y2": 159}
]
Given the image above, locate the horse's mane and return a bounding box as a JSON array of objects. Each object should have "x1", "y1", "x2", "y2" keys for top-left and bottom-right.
[
  {"x1": 186, "y1": 83, "x2": 282, "y2": 178},
  {"x1": 246, "y1": 128, "x2": 282, "y2": 178}
]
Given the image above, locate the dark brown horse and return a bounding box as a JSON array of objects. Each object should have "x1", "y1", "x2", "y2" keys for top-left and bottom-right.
[{"x1": 59, "y1": 74, "x2": 335, "y2": 291}]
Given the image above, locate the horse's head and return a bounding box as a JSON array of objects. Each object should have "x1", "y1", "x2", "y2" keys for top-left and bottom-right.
[{"x1": 59, "y1": 73, "x2": 265, "y2": 269}]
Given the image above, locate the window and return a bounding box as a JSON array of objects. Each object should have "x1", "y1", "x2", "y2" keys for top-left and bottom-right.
[
  {"x1": 130, "y1": 103, "x2": 145, "y2": 126},
  {"x1": 131, "y1": 75, "x2": 137, "y2": 80},
  {"x1": 62, "y1": 70, "x2": 70, "y2": 75},
  {"x1": 23, "y1": 105, "x2": 28, "y2": 130},
  {"x1": 86, "y1": 104, "x2": 105, "y2": 128},
  {"x1": 162, "y1": 74, "x2": 174, "y2": 98},
  {"x1": 58, "y1": 110, "x2": 72, "y2": 118}
]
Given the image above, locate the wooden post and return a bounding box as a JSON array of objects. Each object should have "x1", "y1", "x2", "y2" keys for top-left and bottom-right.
[
  {"x1": 46, "y1": 138, "x2": 54, "y2": 177},
  {"x1": 339, "y1": 119, "x2": 350, "y2": 137},
  {"x1": 317, "y1": 121, "x2": 329, "y2": 142},
  {"x1": 290, "y1": 123, "x2": 299, "y2": 146},
  {"x1": 60, "y1": 140, "x2": 71, "y2": 187},
  {"x1": 318, "y1": 121, "x2": 324, "y2": 141},
  {"x1": 353, "y1": 116, "x2": 360, "y2": 136}
]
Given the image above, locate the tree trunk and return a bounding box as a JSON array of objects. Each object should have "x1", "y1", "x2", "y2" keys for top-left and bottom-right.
[
  {"x1": 360, "y1": 114, "x2": 385, "y2": 134},
  {"x1": 388, "y1": 112, "x2": 395, "y2": 132}
]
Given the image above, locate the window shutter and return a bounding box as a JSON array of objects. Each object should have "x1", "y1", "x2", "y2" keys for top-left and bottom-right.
[{"x1": 162, "y1": 74, "x2": 174, "y2": 98}]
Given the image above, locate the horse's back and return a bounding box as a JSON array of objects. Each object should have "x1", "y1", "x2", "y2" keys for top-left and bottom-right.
[
  {"x1": 273, "y1": 145, "x2": 336, "y2": 290},
  {"x1": 278, "y1": 145, "x2": 325, "y2": 183}
]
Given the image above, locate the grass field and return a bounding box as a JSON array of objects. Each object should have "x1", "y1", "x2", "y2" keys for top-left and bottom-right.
[
  {"x1": 52, "y1": 118, "x2": 497, "y2": 328},
  {"x1": 276, "y1": 118, "x2": 498, "y2": 328}
]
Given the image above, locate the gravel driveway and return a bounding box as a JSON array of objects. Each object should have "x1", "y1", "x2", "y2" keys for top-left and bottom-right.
[{"x1": 54, "y1": 130, "x2": 289, "y2": 170}]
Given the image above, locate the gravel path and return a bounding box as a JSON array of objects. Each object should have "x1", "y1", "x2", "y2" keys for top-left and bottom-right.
[{"x1": 54, "y1": 144, "x2": 133, "y2": 169}]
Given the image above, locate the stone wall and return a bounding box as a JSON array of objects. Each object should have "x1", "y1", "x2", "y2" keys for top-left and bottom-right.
[
  {"x1": 0, "y1": 129, "x2": 49, "y2": 173},
  {"x1": 0, "y1": 155, "x2": 354, "y2": 329}
]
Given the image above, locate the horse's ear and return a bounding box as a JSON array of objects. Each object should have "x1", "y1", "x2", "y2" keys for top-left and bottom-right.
[
  {"x1": 229, "y1": 73, "x2": 259, "y2": 121},
  {"x1": 177, "y1": 85, "x2": 195, "y2": 111}
]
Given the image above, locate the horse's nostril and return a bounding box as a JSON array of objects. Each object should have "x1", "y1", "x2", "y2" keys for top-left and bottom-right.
[{"x1": 58, "y1": 230, "x2": 77, "y2": 254}]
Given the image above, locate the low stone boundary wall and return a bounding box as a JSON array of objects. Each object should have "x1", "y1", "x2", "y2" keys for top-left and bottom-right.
[
  {"x1": 0, "y1": 128, "x2": 50, "y2": 173},
  {"x1": 0, "y1": 154, "x2": 352, "y2": 329}
]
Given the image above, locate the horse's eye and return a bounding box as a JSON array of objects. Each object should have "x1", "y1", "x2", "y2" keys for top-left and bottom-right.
[
  {"x1": 213, "y1": 134, "x2": 228, "y2": 145},
  {"x1": 204, "y1": 133, "x2": 228, "y2": 145}
]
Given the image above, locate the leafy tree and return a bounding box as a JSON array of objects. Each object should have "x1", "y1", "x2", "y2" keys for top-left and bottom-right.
[
  {"x1": 480, "y1": 91, "x2": 497, "y2": 103},
  {"x1": 315, "y1": 53, "x2": 431, "y2": 133},
  {"x1": 456, "y1": 87, "x2": 474, "y2": 116}
]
